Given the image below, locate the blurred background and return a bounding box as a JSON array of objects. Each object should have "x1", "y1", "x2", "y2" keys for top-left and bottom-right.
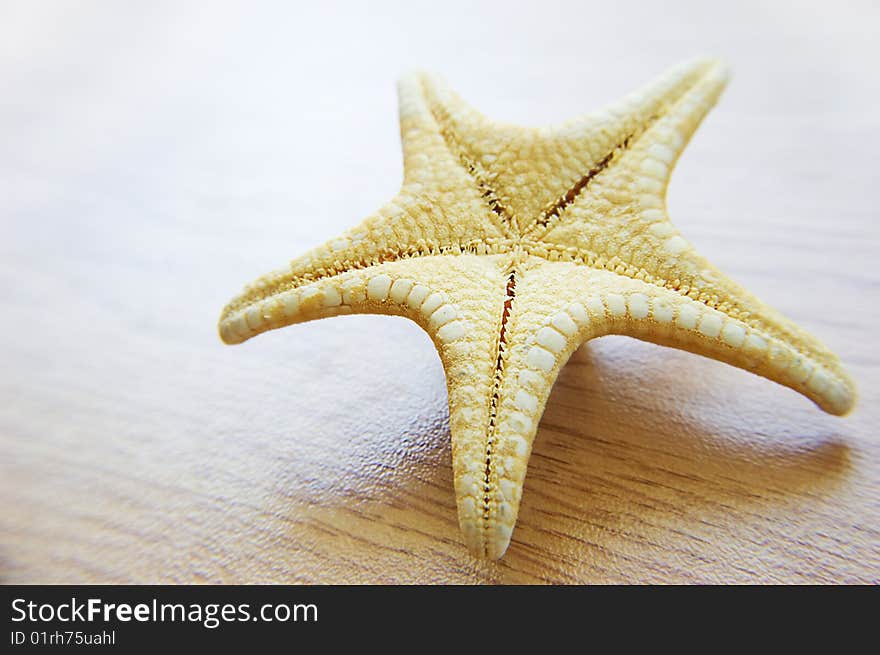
[{"x1": 1, "y1": 1, "x2": 878, "y2": 583}]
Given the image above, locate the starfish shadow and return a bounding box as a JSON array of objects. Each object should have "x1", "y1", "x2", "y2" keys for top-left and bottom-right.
[
  {"x1": 497, "y1": 336, "x2": 853, "y2": 582},
  {"x1": 257, "y1": 321, "x2": 851, "y2": 582}
]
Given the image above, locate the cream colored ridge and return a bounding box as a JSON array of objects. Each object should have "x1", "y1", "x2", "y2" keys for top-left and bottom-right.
[{"x1": 218, "y1": 59, "x2": 856, "y2": 560}]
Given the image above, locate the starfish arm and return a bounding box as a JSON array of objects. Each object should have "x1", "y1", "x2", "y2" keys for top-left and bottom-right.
[
  {"x1": 603, "y1": 239, "x2": 858, "y2": 416},
  {"x1": 223, "y1": 250, "x2": 525, "y2": 558},
  {"x1": 450, "y1": 255, "x2": 607, "y2": 559},
  {"x1": 606, "y1": 273, "x2": 856, "y2": 416},
  {"x1": 523, "y1": 58, "x2": 729, "y2": 233},
  {"x1": 525, "y1": 58, "x2": 729, "y2": 245},
  {"x1": 530, "y1": 261, "x2": 855, "y2": 415},
  {"x1": 397, "y1": 72, "x2": 515, "y2": 240},
  {"x1": 217, "y1": 199, "x2": 506, "y2": 345},
  {"x1": 556, "y1": 57, "x2": 727, "y2": 139}
]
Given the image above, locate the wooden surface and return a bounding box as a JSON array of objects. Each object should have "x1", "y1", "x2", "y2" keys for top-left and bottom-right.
[{"x1": 1, "y1": 1, "x2": 878, "y2": 584}]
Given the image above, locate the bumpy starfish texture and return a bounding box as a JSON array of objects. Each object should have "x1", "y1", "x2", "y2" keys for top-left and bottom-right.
[{"x1": 219, "y1": 59, "x2": 856, "y2": 559}]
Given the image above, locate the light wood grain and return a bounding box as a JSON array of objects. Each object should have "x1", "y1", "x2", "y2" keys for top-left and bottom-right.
[{"x1": 1, "y1": 1, "x2": 878, "y2": 584}]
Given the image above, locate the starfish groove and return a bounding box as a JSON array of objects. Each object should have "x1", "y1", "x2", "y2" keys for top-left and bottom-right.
[{"x1": 218, "y1": 59, "x2": 856, "y2": 559}]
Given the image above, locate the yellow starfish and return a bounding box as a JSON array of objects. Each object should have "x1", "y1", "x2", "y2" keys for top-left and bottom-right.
[{"x1": 218, "y1": 59, "x2": 856, "y2": 559}]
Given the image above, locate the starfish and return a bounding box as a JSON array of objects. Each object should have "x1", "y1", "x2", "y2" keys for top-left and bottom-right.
[{"x1": 218, "y1": 59, "x2": 856, "y2": 559}]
